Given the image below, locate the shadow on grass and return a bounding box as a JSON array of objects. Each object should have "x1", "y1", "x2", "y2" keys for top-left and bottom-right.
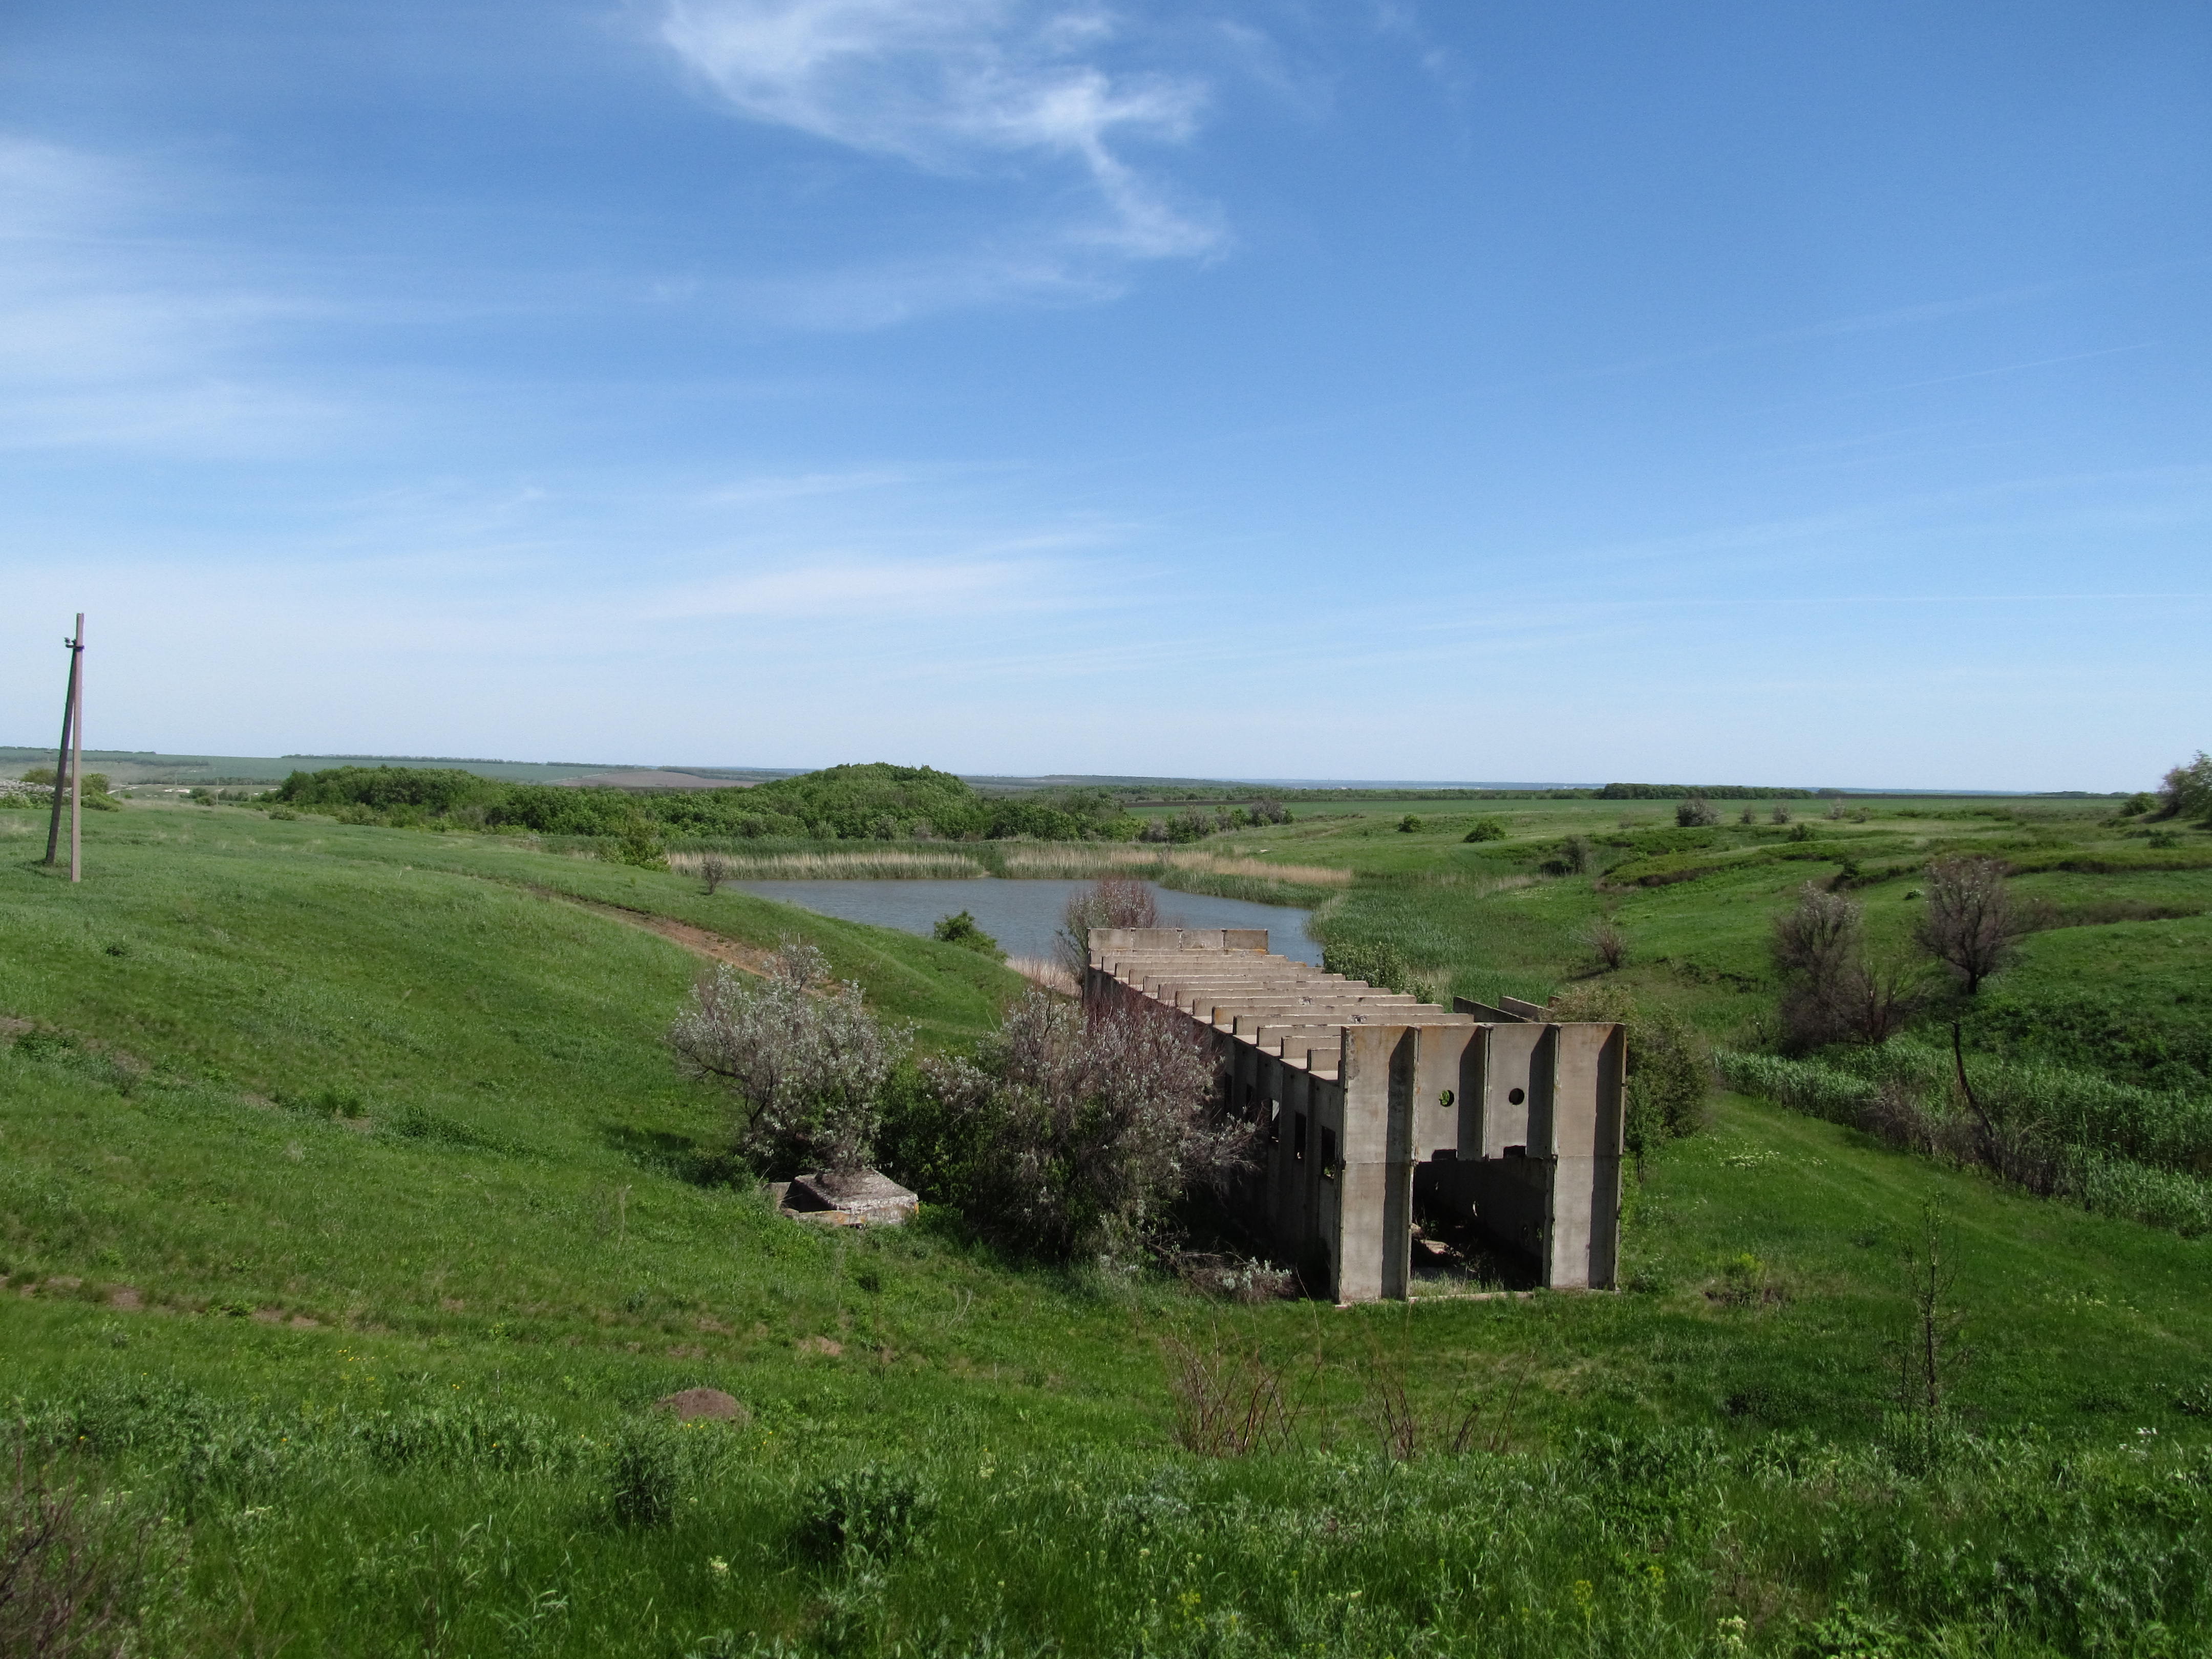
[{"x1": 598, "y1": 1123, "x2": 747, "y2": 1187}]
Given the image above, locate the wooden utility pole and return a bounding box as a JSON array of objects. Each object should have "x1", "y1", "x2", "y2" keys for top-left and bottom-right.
[
  {"x1": 69, "y1": 613, "x2": 84, "y2": 883},
  {"x1": 43, "y1": 614, "x2": 83, "y2": 868}
]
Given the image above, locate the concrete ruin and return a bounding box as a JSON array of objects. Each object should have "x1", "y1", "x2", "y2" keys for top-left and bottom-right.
[
  {"x1": 772, "y1": 1168, "x2": 919, "y2": 1227},
  {"x1": 1083, "y1": 928, "x2": 1624, "y2": 1303}
]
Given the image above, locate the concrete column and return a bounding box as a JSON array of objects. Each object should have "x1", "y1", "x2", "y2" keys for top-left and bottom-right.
[
  {"x1": 1334, "y1": 1026, "x2": 1408, "y2": 1304},
  {"x1": 1544, "y1": 1023, "x2": 1625, "y2": 1290}
]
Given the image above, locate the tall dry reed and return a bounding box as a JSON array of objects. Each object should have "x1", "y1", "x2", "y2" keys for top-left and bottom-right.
[
  {"x1": 998, "y1": 846, "x2": 1351, "y2": 888},
  {"x1": 665, "y1": 849, "x2": 988, "y2": 882}
]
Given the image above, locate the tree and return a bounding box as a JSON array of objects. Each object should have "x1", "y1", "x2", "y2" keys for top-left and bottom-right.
[
  {"x1": 668, "y1": 941, "x2": 907, "y2": 1176},
  {"x1": 1772, "y1": 884, "x2": 1865, "y2": 1051},
  {"x1": 1769, "y1": 883, "x2": 1923, "y2": 1050},
  {"x1": 1054, "y1": 875, "x2": 1159, "y2": 975},
  {"x1": 1916, "y1": 857, "x2": 2018, "y2": 995},
  {"x1": 919, "y1": 990, "x2": 1252, "y2": 1260},
  {"x1": 2158, "y1": 751, "x2": 2212, "y2": 822}
]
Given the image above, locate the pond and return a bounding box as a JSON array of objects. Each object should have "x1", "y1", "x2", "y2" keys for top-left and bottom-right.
[{"x1": 734, "y1": 878, "x2": 1322, "y2": 966}]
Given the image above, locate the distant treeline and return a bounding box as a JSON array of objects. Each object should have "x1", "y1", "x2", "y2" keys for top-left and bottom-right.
[
  {"x1": 1122, "y1": 783, "x2": 1822, "y2": 804},
  {"x1": 1130, "y1": 788, "x2": 1594, "y2": 804},
  {"x1": 1596, "y1": 783, "x2": 1821, "y2": 801},
  {"x1": 271, "y1": 762, "x2": 1284, "y2": 843}
]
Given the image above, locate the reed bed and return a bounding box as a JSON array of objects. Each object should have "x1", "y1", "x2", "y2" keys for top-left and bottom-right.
[
  {"x1": 996, "y1": 846, "x2": 1352, "y2": 888},
  {"x1": 665, "y1": 849, "x2": 989, "y2": 882},
  {"x1": 1008, "y1": 955, "x2": 1078, "y2": 995}
]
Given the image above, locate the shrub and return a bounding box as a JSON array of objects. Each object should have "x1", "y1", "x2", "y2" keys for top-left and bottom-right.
[
  {"x1": 1772, "y1": 885, "x2": 1865, "y2": 1051},
  {"x1": 2158, "y1": 751, "x2": 2212, "y2": 822},
  {"x1": 795, "y1": 1464, "x2": 934, "y2": 1561},
  {"x1": 1397, "y1": 815, "x2": 1422, "y2": 833},
  {"x1": 668, "y1": 942, "x2": 907, "y2": 1175},
  {"x1": 1055, "y1": 876, "x2": 1158, "y2": 975},
  {"x1": 931, "y1": 910, "x2": 1003, "y2": 960},
  {"x1": 1323, "y1": 939, "x2": 1415, "y2": 994},
  {"x1": 1559, "y1": 834, "x2": 1592, "y2": 873},
  {"x1": 1675, "y1": 796, "x2": 1719, "y2": 828},
  {"x1": 696, "y1": 851, "x2": 732, "y2": 895},
  {"x1": 1917, "y1": 857, "x2": 2018, "y2": 994},
  {"x1": 1547, "y1": 984, "x2": 1711, "y2": 1157},
  {"x1": 607, "y1": 817, "x2": 667, "y2": 870},
  {"x1": 1140, "y1": 806, "x2": 1222, "y2": 843},
  {"x1": 1462, "y1": 818, "x2": 1505, "y2": 842},
  {"x1": 1582, "y1": 919, "x2": 1627, "y2": 971},
  {"x1": 1771, "y1": 804, "x2": 1793, "y2": 825},
  {"x1": 1770, "y1": 885, "x2": 1922, "y2": 1050},
  {"x1": 918, "y1": 990, "x2": 1249, "y2": 1260}
]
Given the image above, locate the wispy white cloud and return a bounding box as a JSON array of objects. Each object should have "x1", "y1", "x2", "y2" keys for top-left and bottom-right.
[
  {"x1": 658, "y1": 0, "x2": 1225, "y2": 314},
  {"x1": 646, "y1": 552, "x2": 1068, "y2": 620},
  {"x1": 0, "y1": 135, "x2": 349, "y2": 455}
]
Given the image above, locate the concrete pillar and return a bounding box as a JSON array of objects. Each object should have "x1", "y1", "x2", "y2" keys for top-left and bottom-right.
[{"x1": 1545, "y1": 1023, "x2": 1625, "y2": 1290}]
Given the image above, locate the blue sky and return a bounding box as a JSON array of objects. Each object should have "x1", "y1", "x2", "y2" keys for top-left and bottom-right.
[{"x1": 3, "y1": 1, "x2": 2207, "y2": 789}]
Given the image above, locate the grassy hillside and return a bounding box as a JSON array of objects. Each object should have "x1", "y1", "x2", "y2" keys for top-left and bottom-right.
[
  {"x1": 5, "y1": 801, "x2": 2212, "y2": 1654},
  {"x1": 1206, "y1": 795, "x2": 2212, "y2": 1054}
]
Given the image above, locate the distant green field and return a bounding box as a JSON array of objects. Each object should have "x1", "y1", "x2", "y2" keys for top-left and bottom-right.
[{"x1": 5, "y1": 798, "x2": 2212, "y2": 1654}]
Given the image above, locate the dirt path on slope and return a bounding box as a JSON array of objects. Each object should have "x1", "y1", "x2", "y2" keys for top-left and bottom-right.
[{"x1": 534, "y1": 888, "x2": 775, "y2": 976}]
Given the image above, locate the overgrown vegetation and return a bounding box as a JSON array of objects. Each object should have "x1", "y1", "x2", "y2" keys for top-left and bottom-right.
[
  {"x1": 669, "y1": 942, "x2": 907, "y2": 1176},
  {"x1": 272, "y1": 760, "x2": 1153, "y2": 843}
]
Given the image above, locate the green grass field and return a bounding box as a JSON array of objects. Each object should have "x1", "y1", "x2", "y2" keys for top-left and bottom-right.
[{"x1": 5, "y1": 798, "x2": 2212, "y2": 1655}]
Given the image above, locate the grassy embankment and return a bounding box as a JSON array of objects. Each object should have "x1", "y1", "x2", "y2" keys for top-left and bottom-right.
[{"x1": 5, "y1": 801, "x2": 2212, "y2": 1654}]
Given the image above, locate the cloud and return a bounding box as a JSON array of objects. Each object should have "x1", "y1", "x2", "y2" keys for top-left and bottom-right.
[
  {"x1": 647, "y1": 552, "x2": 1068, "y2": 620},
  {"x1": 0, "y1": 135, "x2": 348, "y2": 455},
  {"x1": 658, "y1": 0, "x2": 1224, "y2": 291}
]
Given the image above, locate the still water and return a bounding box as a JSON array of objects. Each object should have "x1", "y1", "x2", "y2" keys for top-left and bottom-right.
[{"x1": 733, "y1": 878, "x2": 1321, "y2": 966}]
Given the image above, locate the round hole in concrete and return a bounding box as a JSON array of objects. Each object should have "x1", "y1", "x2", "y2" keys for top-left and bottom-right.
[{"x1": 1508, "y1": 1087, "x2": 1525, "y2": 1105}]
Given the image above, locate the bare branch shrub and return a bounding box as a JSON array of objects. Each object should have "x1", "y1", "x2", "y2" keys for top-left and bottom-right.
[
  {"x1": 668, "y1": 941, "x2": 907, "y2": 1176},
  {"x1": 920, "y1": 990, "x2": 1252, "y2": 1261},
  {"x1": 1581, "y1": 919, "x2": 1628, "y2": 971},
  {"x1": 1, "y1": 1443, "x2": 154, "y2": 1659},
  {"x1": 1771, "y1": 804, "x2": 1793, "y2": 825},
  {"x1": 1160, "y1": 1329, "x2": 1304, "y2": 1456},
  {"x1": 1826, "y1": 797, "x2": 1848, "y2": 820},
  {"x1": 1675, "y1": 795, "x2": 1719, "y2": 828},
  {"x1": 1845, "y1": 955, "x2": 1927, "y2": 1045},
  {"x1": 1916, "y1": 857, "x2": 2018, "y2": 994},
  {"x1": 1052, "y1": 875, "x2": 1158, "y2": 976},
  {"x1": 696, "y1": 851, "x2": 732, "y2": 896},
  {"x1": 1772, "y1": 884, "x2": 1863, "y2": 1051},
  {"x1": 1359, "y1": 1329, "x2": 1529, "y2": 1460}
]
